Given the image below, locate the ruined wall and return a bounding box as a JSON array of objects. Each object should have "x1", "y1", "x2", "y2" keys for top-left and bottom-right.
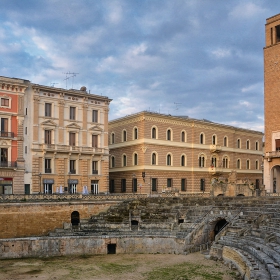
[
  {"x1": 0, "y1": 236, "x2": 186, "y2": 259},
  {"x1": 0, "y1": 201, "x2": 118, "y2": 239}
]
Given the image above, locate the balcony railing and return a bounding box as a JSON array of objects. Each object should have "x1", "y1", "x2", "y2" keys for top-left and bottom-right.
[
  {"x1": 0, "y1": 161, "x2": 17, "y2": 168},
  {"x1": 0, "y1": 131, "x2": 14, "y2": 138},
  {"x1": 45, "y1": 168, "x2": 52, "y2": 173},
  {"x1": 210, "y1": 145, "x2": 222, "y2": 153},
  {"x1": 69, "y1": 169, "x2": 76, "y2": 174},
  {"x1": 34, "y1": 144, "x2": 104, "y2": 154},
  {"x1": 265, "y1": 151, "x2": 280, "y2": 160},
  {"x1": 92, "y1": 170, "x2": 98, "y2": 174}
]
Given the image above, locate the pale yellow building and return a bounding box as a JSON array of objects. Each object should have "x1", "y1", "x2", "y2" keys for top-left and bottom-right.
[{"x1": 23, "y1": 84, "x2": 111, "y2": 194}]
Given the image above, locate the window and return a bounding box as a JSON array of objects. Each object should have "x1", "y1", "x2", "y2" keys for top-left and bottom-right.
[
  {"x1": 111, "y1": 156, "x2": 115, "y2": 168},
  {"x1": 70, "y1": 107, "x2": 76, "y2": 120},
  {"x1": 1, "y1": 118, "x2": 8, "y2": 133},
  {"x1": 69, "y1": 160, "x2": 76, "y2": 174},
  {"x1": 200, "y1": 179, "x2": 205, "y2": 192},
  {"x1": 167, "y1": 154, "x2": 172, "y2": 166},
  {"x1": 200, "y1": 133, "x2": 204, "y2": 144},
  {"x1": 237, "y1": 139, "x2": 241, "y2": 148},
  {"x1": 1, "y1": 98, "x2": 9, "y2": 107},
  {"x1": 276, "y1": 139, "x2": 280, "y2": 151},
  {"x1": 167, "y1": 129, "x2": 171, "y2": 141},
  {"x1": 199, "y1": 155, "x2": 205, "y2": 167},
  {"x1": 151, "y1": 178, "x2": 157, "y2": 192},
  {"x1": 0, "y1": 148, "x2": 8, "y2": 164},
  {"x1": 211, "y1": 156, "x2": 217, "y2": 167},
  {"x1": 223, "y1": 136, "x2": 228, "y2": 147},
  {"x1": 45, "y1": 130, "x2": 52, "y2": 144},
  {"x1": 152, "y1": 127, "x2": 157, "y2": 139},
  {"x1": 134, "y1": 127, "x2": 138, "y2": 140},
  {"x1": 255, "y1": 160, "x2": 259, "y2": 170},
  {"x1": 134, "y1": 153, "x2": 138, "y2": 165},
  {"x1": 111, "y1": 133, "x2": 115, "y2": 144},
  {"x1": 69, "y1": 132, "x2": 76, "y2": 146},
  {"x1": 109, "y1": 180, "x2": 115, "y2": 193},
  {"x1": 237, "y1": 159, "x2": 241, "y2": 169},
  {"x1": 246, "y1": 140, "x2": 250, "y2": 149},
  {"x1": 223, "y1": 157, "x2": 228, "y2": 168},
  {"x1": 152, "y1": 153, "x2": 157, "y2": 165},
  {"x1": 181, "y1": 155, "x2": 186, "y2": 166},
  {"x1": 255, "y1": 141, "x2": 259, "y2": 151},
  {"x1": 92, "y1": 161, "x2": 98, "y2": 174},
  {"x1": 123, "y1": 130, "x2": 127, "y2": 142},
  {"x1": 181, "y1": 131, "x2": 186, "y2": 142},
  {"x1": 92, "y1": 110, "x2": 98, "y2": 122},
  {"x1": 167, "y1": 178, "x2": 172, "y2": 188},
  {"x1": 45, "y1": 159, "x2": 51, "y2": 173},
  {"x1": 123, "y1": 154, "x2": 127, "y2": 167},
  {"x1": 45, "y1": 103, "x2": 52, "y2": 117},
  {"x1": 92, "y1": 135, "x2": 98, "y2": 148},
  {"x1": 132, "y1": 178, "x2": 137, "y2": 192},
  {"x1": 121, "y1": 179, "x2": 126, "y2": 192},
  {"x1": 181, "y1": 178, "x2": 186, "y2": 191},
  {"x1": 246, "y1": 159, "x2": 250, "y2": 170},
  {"x1": 212, "y1": 135, "x2": 216, "y2": 145}
]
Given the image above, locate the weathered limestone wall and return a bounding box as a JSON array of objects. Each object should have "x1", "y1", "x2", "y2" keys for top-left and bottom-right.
[
  {"x1": 0, "y1": 201, "x2": 118, "y2": 239},
  {"x1": 0, "y1": 236, "x2": 186, "y2": 259}
]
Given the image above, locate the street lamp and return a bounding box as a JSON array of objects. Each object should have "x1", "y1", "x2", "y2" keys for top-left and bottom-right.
[{"x1": 39, "y1": 173, "x2": 42, "y2": 194}]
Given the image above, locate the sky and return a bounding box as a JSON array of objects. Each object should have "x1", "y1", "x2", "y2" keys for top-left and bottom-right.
[{"x1": 0, "y1": 0, "x2": 278, "y2": 131}]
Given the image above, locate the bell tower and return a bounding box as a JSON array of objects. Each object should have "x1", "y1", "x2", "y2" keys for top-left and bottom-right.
[{"x1": 264, "y1": 13, "x2": 280, "y2": 192}]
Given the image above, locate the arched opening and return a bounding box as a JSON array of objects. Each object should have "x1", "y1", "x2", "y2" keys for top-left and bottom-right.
[
  {"x1": 131, "y1": 220, "x2": 139, "y2": 231},
  {"x1": 217, "y1": 194, "x2": 224, "y2": 196},
  {"x1": 214, "y1": 219, "x2": 228, "y2": 237},
  {"x1": 71, "y1": 211, "x2": 80, "y2": 227},
  {"x1": 178, "y1": 219, "x2": 184, "y2": 224},
  {"x1": 107, "y1": 244, "x2": 116, "y2": 254},
  {"x1": 237, "y1": 194, "x2": 245, "y2": 197},
  {"x1": 270, "y1": 165, "x2": 280, "y2": 193}
]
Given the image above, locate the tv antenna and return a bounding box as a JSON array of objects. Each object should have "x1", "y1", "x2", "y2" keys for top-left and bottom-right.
[
  {"x1": 174, "y1": 102, "x2": 181, "y2": 110},
  {"x1": 63, "y1": 72, "x2": 79, "y2": 89},
  {"x1": 50, "y1": 82, "x2": 58, "y2": 87}
]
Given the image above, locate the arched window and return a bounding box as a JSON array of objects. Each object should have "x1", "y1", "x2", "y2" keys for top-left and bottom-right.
[
  {"x1": 123, "y1": 130, "x2": 127, "y2": 142},
  {"x1": 167, "y1": 154, "x2": 172, "y2": 166},
  {"x1": 111, "y1": 156, "x2": 115, "y2": 168},
  {"x1": 181, "y1": 131, "x2": 186, "y2": 142},
  {"x1": 212, "y1": 135, "x2": 216, "y2": 145},
  {"x1": 111, "y1": 133, "x2": 115, "y2": 144},
  {"x1": 223, "y1": 156, "x2": 228, "y2": 168},
  {"x1": 255, "y1": 160, "x2": 259, "y2": 170},
  {"x1": 181, "y1": 155, "x2": 186, "y2": 166},
  {"x1": 123, "y1": 154, "x2": 127, "y2": 167},
  {"x1": 152, "y1": 152, "x2": 157, "y2": 165},
  {"x1": 134, "y1": 127, "x2": 138, "y2": 140},
  {"x1": 237, "y1": 139, "x2": 241, "y2": 148},
  {"x1": 223, "y1": 136, "x2": 228, "y2": 147},
  {"x1": 246, "y1": 159, "x2": 250, "y2": 169},
  {"x1": 200, "y1": 133, "x2": 204, "y2": 144},
  {"x1": 134, "y1": 153, "x2": 138, "y2": 165},
  {"x1": 167, "y1": 129, "x2": 172, "y2": 141},
  {"x1": 211, "y1": 156, "x2": 217, "y2": 167},
  {"x1": 255, "y1": 141, "x2": 259, "y2": 151},
  {"x1": 246, "y1": 140, "x2": 250, "y2": 149},
  {"x1": 151, "y1": 127, "x2": 157, "y2": 139},
  {"x1": 237, "y1": 159, "x2": 241, "y2": 169},
  {"x1": 199, "y1": 155, "x2": 205, "y2": 167}
]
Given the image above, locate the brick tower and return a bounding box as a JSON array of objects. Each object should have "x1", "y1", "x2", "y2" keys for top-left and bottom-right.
[{"x1": 264, "y1": 14, "x2": 280, "y2": 192}]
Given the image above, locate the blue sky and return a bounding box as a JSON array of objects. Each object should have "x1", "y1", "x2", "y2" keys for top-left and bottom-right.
[{"x1": 0, "y1": 0, "x2": 278, "y2": 131}]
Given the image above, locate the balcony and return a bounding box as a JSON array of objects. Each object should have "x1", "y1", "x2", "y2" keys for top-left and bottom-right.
[
  {"x1": 0, "y1": 131, "x2": 14, "y2": 138},
  {"x1": 0, "y1": 161, "x2": 17, "y2": 168},
  {"x1": 69, "y1": 169, "x2": 76, "y2": 174},
  {"x1": 208, "y1": 166, "x2": 223, "y2": 175},
  {"x1": 45, "y1": 168, "x2": 52, "y2": 173},
  {"x1": 33, "y1": 144, "x2": 104, "y2": 154},
  {"x1": 210, "y1": 145, "x2": 222, "y2": 153},
  {"x1": 265, "y1": 151, "x2": 280, "y2": 161},
  {"x1": 92, "y1": 170, "x2": 98, "y2": 175}
]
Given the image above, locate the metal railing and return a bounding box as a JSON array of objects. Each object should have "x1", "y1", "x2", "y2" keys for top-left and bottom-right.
[
  {"x1": 0, "y1": 161, "x2": 17, "y2": 168},
  {"x1": 0, "y1": 131, "x2": 14, "y2": 138}
]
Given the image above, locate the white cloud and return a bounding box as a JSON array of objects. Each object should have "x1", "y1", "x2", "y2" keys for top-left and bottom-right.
[
  {"x1": 229, "y1": 2, "x2": 266, "y2": 19},
  {"x1": 211, "y1": 48, "x2": 231, "y2": 58}
]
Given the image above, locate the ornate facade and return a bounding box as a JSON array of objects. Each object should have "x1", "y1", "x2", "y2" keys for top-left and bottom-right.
[{"x1": 109, "y1": 111, "x2": 263, "y2": 194}]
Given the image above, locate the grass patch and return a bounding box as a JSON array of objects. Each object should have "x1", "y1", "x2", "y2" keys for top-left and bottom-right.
[
  {"x1": 143, "y1": 262, "x2": 225, "y2": 280},
  {"x1": 24, "y1": 269, "x2": 43, "y2": 275},
  {"x1": 100, "y1": 263, "x2": 135, "y2": 274}
]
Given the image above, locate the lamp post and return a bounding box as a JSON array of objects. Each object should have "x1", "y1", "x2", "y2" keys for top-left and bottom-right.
[
  {"x1": 39, "y1": 173, "x2": 42, "y2": 194},
  {"x1": 68, "y1": 171, "x2": 71, "y2": 193}
]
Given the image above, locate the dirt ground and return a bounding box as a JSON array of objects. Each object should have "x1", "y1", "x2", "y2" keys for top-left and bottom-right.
[{"x1": 0, "y1": 252, "x2": 240, "y2": 280}]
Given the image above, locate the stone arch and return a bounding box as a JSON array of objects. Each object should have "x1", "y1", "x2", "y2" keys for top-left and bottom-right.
[
  {"x1": 71, "y1": 211, "x2": 80, "y2": 226},
  {"x1": 207, "y1": 216, "x2": 229, "y2": 242},
  {"x1": 270, "y1": 165, "x2": 280, "y2": 193}
]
